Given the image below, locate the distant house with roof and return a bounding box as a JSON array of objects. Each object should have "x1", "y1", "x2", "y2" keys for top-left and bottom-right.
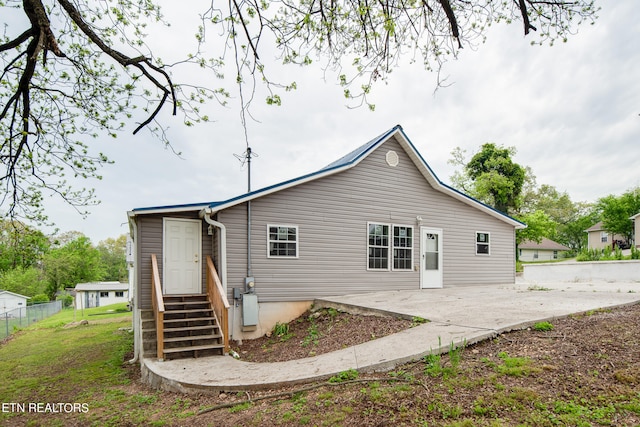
[
  {"x1": 74, "y1": 282, "x2": 129, "y2": 309},
  {"x1": 585, "y1": 221, "x2": 627, "y2": 250},
  {"x1": 518, "y1": 238, "x2": 570, "y2": 262},
  {"x1": 0, "y1": 290, "x2": 30, "y2": 315},
  {"x1": 127, "y1": 125, "x2": 526, "y2": 360}
]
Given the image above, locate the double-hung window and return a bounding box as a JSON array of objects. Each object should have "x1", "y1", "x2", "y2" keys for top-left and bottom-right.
[
  {"x1": 476, "y1": 232, "x2": 490, "y2": 255},
  {"x1": 368, "y1": 223, "x2": 389, "y2": 269},
  {"x1": 268, "y1": 225, "x2": 299, "y2": 258},
  {"x1": 368, "y1": 223, "x2": 413, "y2": 270},
  {"x1": 393, "y1": 226, "x2": 413, "y2": 270}
]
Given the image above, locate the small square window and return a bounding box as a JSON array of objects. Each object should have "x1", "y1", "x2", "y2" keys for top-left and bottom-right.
[
  {"x1": 476, "y1": 232, "x2": 490, "y2": 255},
  {"x1": 268, "y1": 225, "x2": 298, "y2": 258},
  {"x1": 115, "y1": 291, "x2": 124, "y2": 297},
  {"x1": 99, "y1": 291, "x2": 109, "y2": 298}
]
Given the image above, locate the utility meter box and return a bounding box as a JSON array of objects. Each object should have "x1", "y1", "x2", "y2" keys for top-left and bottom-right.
[{"x1": 242, "y1": 293, "x2": 258, "y2": 330}]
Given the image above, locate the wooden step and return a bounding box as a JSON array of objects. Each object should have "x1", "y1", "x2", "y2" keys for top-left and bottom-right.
[
  {"x1": 164, "y1": 324, "x2": 220, "y2": 332},
  {"x1": 163, "y1": 308, "x2": 213, "y2": 315},
  {"x1": 164, "y1": 334, "x2": 222, "y2": 343},
  {"x1": 163, "y1": 316, "x2": 215, "y2": 324},
  {"x1": 163, "y1": 294, "x2": 207, "y2": 300},
  {"x1": 163, "y1": 343, "x2": 225, "y2": 354},
  {"x1": 164, "y1": 301, "x2": 210, "y2": 308}
]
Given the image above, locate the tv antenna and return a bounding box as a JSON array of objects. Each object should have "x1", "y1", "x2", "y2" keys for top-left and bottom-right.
[{"x1": 234, "y1": 147, "x2": 258, "y2": 192}]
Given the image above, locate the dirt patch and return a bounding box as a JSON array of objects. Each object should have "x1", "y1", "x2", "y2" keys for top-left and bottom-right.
[{"x1": 231, "y1": 307, "x2": 414, "y2": 362}]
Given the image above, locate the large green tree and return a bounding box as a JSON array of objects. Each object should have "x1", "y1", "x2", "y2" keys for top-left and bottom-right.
[
  {"x1": 597, "y1": 187, "x2": 640, "y2": 245},
  {"x1": 462, "y1": 143, "x2": 526, "y2": 214},
  {"x1": 42, "y1": 234, "x2": 104, "y2": 299},
  {"x1": 1, "y1": 0, "x2": 598, "y2": 222},
  {"x1": 97, "y1": 234, "x2": 128, "y2": 282},
  {"x1": 0, "y1": 219, "x2": 50, "y2": 271}
]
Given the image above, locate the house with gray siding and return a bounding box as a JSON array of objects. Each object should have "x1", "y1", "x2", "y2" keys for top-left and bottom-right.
[{"x1": 127, "y1": 125, "x2": 525, "y2": 360}]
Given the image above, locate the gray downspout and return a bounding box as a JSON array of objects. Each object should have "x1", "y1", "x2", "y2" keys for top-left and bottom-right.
[
  {"x1": 246, "y1": 147, "x2": 253, "y2": 279},
  {"x1": 247, "y1": 200, "x2": 252, "y2": 278}
]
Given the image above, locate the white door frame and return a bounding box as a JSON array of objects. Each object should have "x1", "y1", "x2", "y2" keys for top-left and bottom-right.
[
  {"x1": 163, "y1": 218, "x2": 202, "y2": 295},
  {"x1": 420, "y1": 227, "x2": 443, "y2": 289}
]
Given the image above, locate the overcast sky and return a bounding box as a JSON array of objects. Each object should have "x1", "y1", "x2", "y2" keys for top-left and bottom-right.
[{"x1": 38, "y1": 1, "x2": 639, "y2": 243}]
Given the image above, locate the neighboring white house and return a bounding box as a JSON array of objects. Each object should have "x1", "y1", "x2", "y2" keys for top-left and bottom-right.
[
  {"x1": 74, "y1": 282, "x2": 129, "y2": 309},
  {"x1": 519, "y1": 238, "x2": 570, "y2": 262},
  {"x1": 0, "y1": 290, "x2": 30, "y2": 315}
]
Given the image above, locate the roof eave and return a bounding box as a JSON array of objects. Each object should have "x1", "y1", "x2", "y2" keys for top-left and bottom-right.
[
  {"x1": 207, "y1": 127, "x2": 400, "y2": 214},
  {"x1": 392, "y1": 128, "x2": 527, "y2": 230}
]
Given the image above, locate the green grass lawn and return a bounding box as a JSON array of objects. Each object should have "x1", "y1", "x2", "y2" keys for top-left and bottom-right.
[{"x1": 0, "y1": 304, "x2": 134, "y2": 426}]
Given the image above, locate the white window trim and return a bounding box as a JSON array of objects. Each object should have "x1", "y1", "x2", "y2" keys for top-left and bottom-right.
[
  {"x1": 476, "y1": 231, "x2": 491, "y2": 256},
  {"x1": 267, "y1": 224, "x2": 299, "y2": 259},
  {"x1": 367, "y1": 222, "x2": 414, "y2": 271},
  {"x1": 367, "y1": 222, "x2": 390, "y2": 271},
  {"x1": 392, "y1": 224, "x2": 414, "y2": 271}
]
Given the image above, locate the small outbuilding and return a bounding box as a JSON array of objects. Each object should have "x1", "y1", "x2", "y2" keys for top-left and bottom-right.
[
  {"x1": 0, "y1": 290, "x2": 30, "y2": 315},
  {"x1": 74, "y1": 282, "x2": 129, "y2": 309},
  {"x1": 519, "y1": 238, "x2": 570, "y2": 262}
]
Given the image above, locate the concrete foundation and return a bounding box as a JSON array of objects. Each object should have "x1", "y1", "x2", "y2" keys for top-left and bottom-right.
[
  {"x1": 230, "y1": 300, "x2": 313, "y2": 342},
  {"x1": 523, "y1": 260, "x2": 640, "y2": 283}
]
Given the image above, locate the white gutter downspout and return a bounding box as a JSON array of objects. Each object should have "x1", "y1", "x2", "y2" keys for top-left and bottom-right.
[
  {"x1": 126, "y1": 211, "x2": 139, "y2": 364},
  {"x1": 200, "y1": 209, "x2": 227, "y2": 294}
]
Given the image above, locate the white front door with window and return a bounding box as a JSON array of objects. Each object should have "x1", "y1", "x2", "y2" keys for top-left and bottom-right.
[
  {"x1": 420, "y1": 227, "x2": 443, "y2": 289},
  {"x1": 163, "y1": 218, "x2": 202, "y2": 295}
]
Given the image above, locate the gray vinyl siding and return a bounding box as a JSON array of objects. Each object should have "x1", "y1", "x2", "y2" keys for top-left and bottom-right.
[
  {"x1": 220, "y1": 136, "x2": 516, "y2": 303},
  {"x1": 135, "y1": 212, "x2": 213, "y2": 309}
]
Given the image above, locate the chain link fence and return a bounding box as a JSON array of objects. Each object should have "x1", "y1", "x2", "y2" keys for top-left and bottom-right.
[{"x1": 1, "y1": 301, "x2": 63, "y2": 340}]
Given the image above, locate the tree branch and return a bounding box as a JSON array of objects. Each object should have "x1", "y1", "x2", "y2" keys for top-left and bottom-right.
[{"x1": 57, "y1": 0, "x2": 176, "y2": 131}]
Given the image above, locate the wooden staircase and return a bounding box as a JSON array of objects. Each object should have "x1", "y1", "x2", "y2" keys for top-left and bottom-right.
[{"x1": 159, "y1": 294, "x2": 225, "y2": 360}]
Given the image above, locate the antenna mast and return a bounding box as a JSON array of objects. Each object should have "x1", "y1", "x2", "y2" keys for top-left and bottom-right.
[{"x1": 234, "y1": 147, "x2": 258, "y2": 281}]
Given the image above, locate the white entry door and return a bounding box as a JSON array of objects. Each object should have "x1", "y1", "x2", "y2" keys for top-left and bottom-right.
[
  {"x1": 420, "y1": 227, "x2": 443, "y2": 289},
  {"x1": 163, "y1": 218, "x2": 202, "y2": 295}
]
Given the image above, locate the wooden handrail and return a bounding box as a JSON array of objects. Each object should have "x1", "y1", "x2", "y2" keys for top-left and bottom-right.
[
  {"x1": 206, "y1": 256, "x2": 230, "y2": 353},
  {"x1": 151, "y1": 254, "x2": 165, "y2": 360}
]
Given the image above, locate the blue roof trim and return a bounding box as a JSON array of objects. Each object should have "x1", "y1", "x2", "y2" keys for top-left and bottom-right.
[
  {"x1": 132, "y1": 201, "x2": 211, "y2": 212},
  {"x1": 320, "y1": 125, "x2": 401, "y2": 171},
  {"x1": 401, "y1": 128, "x2": 526, "y2": 226},
  {"x1": 131, "y1": 124, "x2": 524, "y2": 228},
  {"x1": 206, "y1": 125, "x2": 402, "y2": 209}
]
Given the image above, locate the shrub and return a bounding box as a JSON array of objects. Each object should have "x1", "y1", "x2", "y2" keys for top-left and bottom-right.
[{"x1": 30, "y1": 294, "x2": 50, "y2": 304}]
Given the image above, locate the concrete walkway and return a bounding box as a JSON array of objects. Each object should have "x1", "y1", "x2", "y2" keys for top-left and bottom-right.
[{"x1": 142, "y1": 281, "x2": 640, "y2": 393}]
